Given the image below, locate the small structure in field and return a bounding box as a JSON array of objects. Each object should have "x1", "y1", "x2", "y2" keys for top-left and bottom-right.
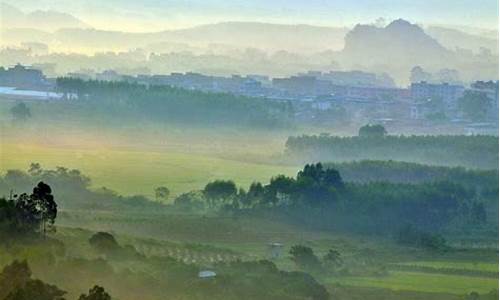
[
  {"x1": 268, "y1": 242, "x2": 284, "y2": 259},
  {"x1": 198, "y1": 270, "x2": 217, "y2": 279}
]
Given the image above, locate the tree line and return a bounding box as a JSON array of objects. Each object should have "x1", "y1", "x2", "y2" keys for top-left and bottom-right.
[
  {"x1": 285, "y1": 134, "x2": 499, "y2": 169},
  {"x1": 174, "y1": 162, "x2": 493, "y2": 238},
  {"x1": 56, "y1": 77, "x2": 294, "y2": 128}
]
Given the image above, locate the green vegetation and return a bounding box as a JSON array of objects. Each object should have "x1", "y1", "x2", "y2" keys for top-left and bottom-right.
[
  {"x1": 285, "y1": 134, "x2": 499, "y2": 169},
  {"x1": 458, "y1": 91, "x2": 493, "y2": 122},
  {"x1": 0, "y1": 144, "x2": 297, "y2": 198},
  {"x1": 56, "y1": 78, "x2": 294, "y2": 128},
  {"x1": 328, "y1": 271, "x2": 498, "y2": 295},
  {"x1": 324, "y1": 160, "x2": 498, "y2": 187},
  {"x1": 10, "y1": 102, "x2": 31, "y2": 123},
  {"x1": 0, "y1": 105, "x2": 498, "y2": 299},
  {"x1": 358, "y1": 124, "x2": 387, "y2": 137}
]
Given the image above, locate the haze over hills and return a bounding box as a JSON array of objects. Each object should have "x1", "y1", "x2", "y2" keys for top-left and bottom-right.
[
  {"x1": 0, "y1": 4, "x2": 498, "y2": 84},
  {"x1": 336, "y1": 19, "x2": 498, "y2": 84},
  {"x1": 1, "y1": 3, "x2": 497, "y2": 55},
  {"x1": 0, "y1": 3, "x2": 89, "y2": 32},
  {"x1": 341, "y1": 19, "x2": 451, "y2": 66},
  {"x1": 427, "y1": 26, "x2": 499, "y2": 53}
]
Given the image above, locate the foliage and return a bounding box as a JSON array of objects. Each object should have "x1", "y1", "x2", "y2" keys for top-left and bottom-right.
[
  {"x1": 203, "y1": 180, "x2": 237, "y2": 208},
  {"x1": 88, "y1": 232, "x2": 120, "y2": 254},
  {"x1": 323, "y1": 249, "x2": 343, "y2": 270},
  {"x1": 458, "y1": 91, "x2": 492, "y2": 121},
  {"x1": 0, "y1": 260, "x2": 66, "y2": 300},
  {"x1": 323, "y1": 160, "x2": 498, "y2": 190},
  {"x1": 55, "y1": 78, "x2": 293, "y2": 128},
  {"x1": 358, "y1": 124, "x2": 387, "y2": 137},
  {"x1": 173, "y1": 191, "x2": 205, "y2": 211},
  {"x1": 78, "y1": 285, "x2": 111, "y2": 300},
  {"x1": 396, "y1": 225, "x2": 448, "y2": 251},
  {"x1": 0, "y1": 164, "x2": 165, "y2": 212},
  {"x1": 10, "y1": 102, "x2": 31, "y2": 122},
  {"x1": 0, "y1": 182, "x2": 57, "y2": 240},
  {"x1": 289, "y1": 245, "x2": 322, "y2": 271},
  {"x1": 285, "y1": 134, "x2": 498, "y2": 169},
  {"x1": 191, "y1": 260, "x2": 329, "y2": 300},
  {"x1": 154, "y1": 186, "x2": 170, "y2": 202}
]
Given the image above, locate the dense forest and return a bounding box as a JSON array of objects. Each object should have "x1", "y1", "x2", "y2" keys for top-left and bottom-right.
[
  {"x1": 285, "y1": 134, "x2": 499, "y2": 169},
  {"x1": 55, "y1": 78, "x2": 294, "y2": 128}
]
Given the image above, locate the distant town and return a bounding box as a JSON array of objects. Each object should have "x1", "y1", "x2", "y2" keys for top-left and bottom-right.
[{"x1": 1, "y1": 63, "x2": 498, "y2": 135}]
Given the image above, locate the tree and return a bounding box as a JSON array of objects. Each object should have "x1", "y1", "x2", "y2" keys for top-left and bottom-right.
[
  {"x1": 173, "y1": 191, "x2": 205, "y2": 211},
  {"x1": 32, "y1": 182, "x2": 58, "y2": 236},
  {"x1": 0, "y1": 260, "x2": 31, "y2": 299},
  {"x1": 410, "y1": 66, "x2": 432, "y2": 83},
  {"x1": 0, "y1": 260, "x2": 66, "y2": 300},
  {"x1": 203, "y1": 180, "x2": 237, "y2": 208},
  {"x1": 79, "y1": 285, "x2": 111, "y2": 300},
  {"x1": 10, "y1": 102, "x2": 31, "y2": 122},
  {"x1": 6, "y1": 280, "x2": 66, "y2": 300},
  {"x1": 323, "y1": 249, "x2": 343, "y2": 270},
  {"x1": 289, "y1": 245, "x2": 321, "y2": 270},
  {"x1": 471, "y1": 202, "x2": 487, "y2": 225},
  {"x1": 458, "y1": 91, "x2": 492, "y2": 121},
  {"x1": 358, "y1": 124, "x2": 387, "y2": 137},
  {"x1": 9, "y1": 182, "x2": 58, "y2": 237},
  {"x1": 154, "y1": 186, "x2": 170, "y2": 202},
  {"x1": 88, "y1": 232, "x2": 120, "y2": 254}
]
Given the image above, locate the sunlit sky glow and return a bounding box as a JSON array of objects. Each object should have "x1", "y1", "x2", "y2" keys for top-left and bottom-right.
[{"x1": 4, "y1": 0, "x2": 499, "y2": 32}]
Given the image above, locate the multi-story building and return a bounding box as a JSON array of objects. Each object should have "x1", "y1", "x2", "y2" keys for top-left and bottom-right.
[
  {"x1": 410, "y1": 81, "x2": 465, "y2": 110},
  {"x1": 0, "y1": 64, "x2": 50, "y2": 89},
  {"x1": 272, "y1": 76, "x2": 334, "y2": 97},
  {"x1": 469, "y1": 80, "x2": 499, "y2": 121}
]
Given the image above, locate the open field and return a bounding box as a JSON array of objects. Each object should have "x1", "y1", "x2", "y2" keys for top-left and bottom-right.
[
  {"x1": 57, "y1": 209, "x2": 498, "y2": 297},
  {"x1": 397, "y1": 261, "x2": 498, "y2": 272},
  {"x1": 0, "y1": 142, "x2": 298, "y2": 198},
  {"x1": 327, "y1": 270, "x2": 498, "y2": 295}
]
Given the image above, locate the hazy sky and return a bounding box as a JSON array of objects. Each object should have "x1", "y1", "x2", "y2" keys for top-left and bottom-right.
[{"x1": 5, "y1": 0, "x2": 499, "y2": 32}]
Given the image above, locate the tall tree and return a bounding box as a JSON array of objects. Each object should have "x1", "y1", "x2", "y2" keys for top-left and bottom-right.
[
  {"x1": 79, "y1": 285, "x2": 112, "y2": 300},
  {"x1": 10, "y1": 102, "x2": 31, "y2": 122},
  {"x1": 358, "y1": 124, "x2": 387, "y2": 137},
  {"x1": 458, "y1": 91, "x2": 492, "y2": 121}
]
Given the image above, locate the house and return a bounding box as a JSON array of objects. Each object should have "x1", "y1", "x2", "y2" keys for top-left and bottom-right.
[
  {"x1": 267, "y1": 242, "x2": 284, "y2": 259},
  {"x1": 198, "y1": 270, "x2": 217, "y2": 279}
]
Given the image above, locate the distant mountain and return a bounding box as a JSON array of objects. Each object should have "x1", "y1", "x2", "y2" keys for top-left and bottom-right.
[
  {"x1": 337, "y1": 19, "x2": 499, "y2": 85},
  {"x1": 426, "y1": 26, "x2": 498, "y2": 53},
  {"x1": 1, "y1": 3, "x2": 89, "y2": 31},
  {"x1": 161, "y1": 22, "x2": 349, "y2": 53},
  {"x1": 340, "y1": 19, "x2": 452, "y2": 67},
  {"x1": 41, "y1": 22, "x2": 349, "y2": 54}
]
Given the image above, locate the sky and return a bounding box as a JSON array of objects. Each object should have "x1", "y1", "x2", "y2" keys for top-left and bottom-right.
[{"x1": 4, "y1": 0, "x2": 499, "y2": 32}]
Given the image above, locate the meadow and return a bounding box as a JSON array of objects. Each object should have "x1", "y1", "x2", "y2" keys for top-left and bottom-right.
[
  {"x1": 0, "y1": 142, "x2": 298, "y2": 199},
  {"x1": 328, "y1": 270, "x2": 498, "y2": 295},
  {"x1": 56, "y1": 208, "x2": 498, "y2": 298}
]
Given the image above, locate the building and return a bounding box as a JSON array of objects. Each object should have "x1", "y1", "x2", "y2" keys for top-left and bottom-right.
[
  {"x1": 469, "y1": 80, "x2": 499, "y2": 121},
  {"x1": 336, "y1": 85, "x2": 410, "y2": 102},
  {"x1": 198, "y1": 270, "x2": 217, "y2": 279},
  {"x1": 0, "y1": 64, "x2": 50, "y2": 89},
  {"x1": 410, "y1": 81, "x2": 465, "y2": 110},
  {"x1": 267, "y1": 242, "x2": 284, "y2": 259},
  {"x1": 272, "y1": 76, "x2": 333, "y2": 96}
]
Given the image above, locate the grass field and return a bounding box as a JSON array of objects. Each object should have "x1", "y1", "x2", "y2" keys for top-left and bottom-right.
[
  {"x1": 328, "y1": 271, "x2": 498, "y2": 295},
  {"x1": 397, "y1": 261, "x2": 498, "y2": 272},
  {"x1": 0, "y1": 142, "x2": 298, "y2": 199}
]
